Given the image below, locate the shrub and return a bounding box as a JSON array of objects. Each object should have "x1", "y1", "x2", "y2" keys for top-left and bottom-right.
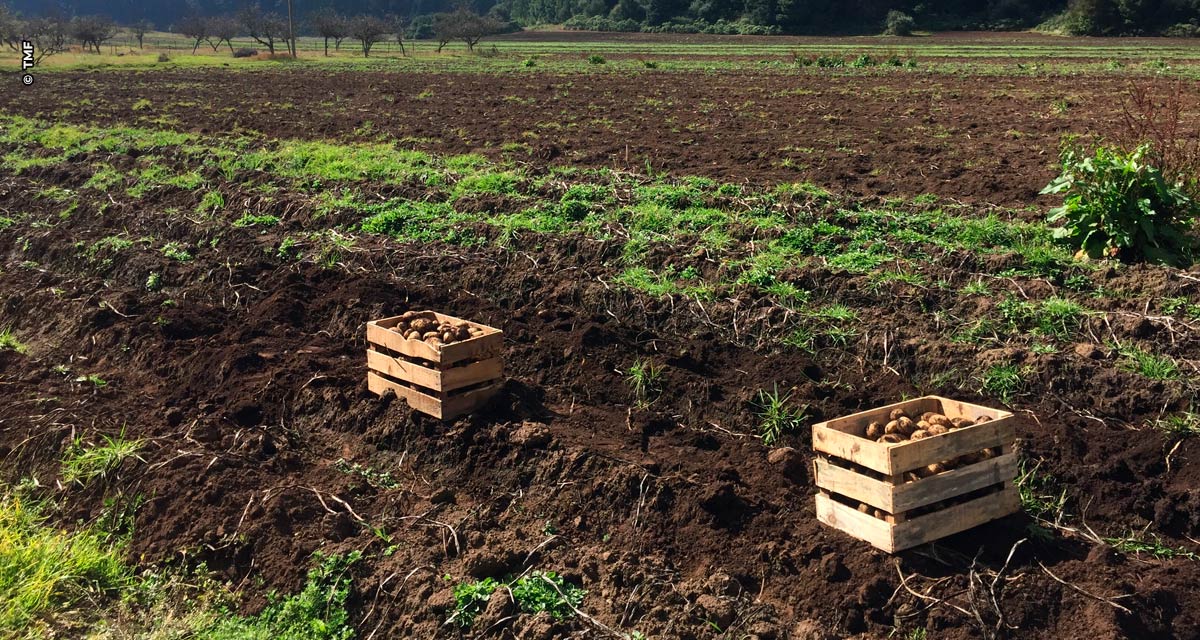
[
  {"x1": 232, "y1": 47, "x2": 258, "y2": 58},
  {"x1": 1164, "y1": 23, "x2": 1200, "y2": 38},
  {"x1": 1041, "y1": 141, "x2": 1198, "y2": 265},
  {"x1": 587, "y1": 54, "x2": 605, "y2": 64},
  {"x1": 884, "y1": 10, "x2": 915, "y2": 36},
  {"x1": 850, "y1": 54, "x2": 876, "y2": 68}
]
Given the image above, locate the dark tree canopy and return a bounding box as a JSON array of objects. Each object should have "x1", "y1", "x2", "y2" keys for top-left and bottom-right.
[{"x1": 2, "y1": 0, "x2": 1197, "y2": 37}]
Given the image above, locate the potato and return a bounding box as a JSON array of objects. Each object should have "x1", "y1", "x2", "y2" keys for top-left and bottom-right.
[
  {"x1": 905, "y1": 471, "x2": 921, "y2": 483},
  {"x1": 928, "y1": 414, "x2": 953, "y2": 428},
  {"x1": 405, "y1": 330, "x2": 421, "y2": 340},
  {"x1": 925, "y1": 462, "x2": 946, "y2": 475},
  {"x1": 441, "y1": 331, "x2": 455, "y2": 342},
  {"x1": 920, "y1": 411, "x2": 938, "y2": 422},
  {"x1": 857, "y1": 502, "x2": 871, "y2": 514},
  {"x1": 975, "y1": 415, "x2": 992, "y2": 423},
  {"x1": 879, "y1": 433, "x2": 904, "y2": 444},
  {"x1": 399, "y1": 310, "x2": 419, "y2": 320},
  {"x1": 865, "y1": 421, "x2": 884, "y2": 439},
  {"x1": 426, "y1": 336, "x2": 443, "y2": 346},
  {"x1": 410, "y1": 318, "x2": 433, "y2": 333},
  {"x1": 910, "y1": 429, "x2": 930, "y2": 440},
  {"x1": 884, "y1": 420, "x2": 904, "y2": 435},
  {"x1": 455, "y1": 327, "x2": 472, "y2": 341},
  {"x1": 889, "y1": 408, "x2": 909, "y2": 421},
  {"x1": 916, "y1": 420, "x2": 931, "y2": 430},
  {"x1": 951, "y1": 417, "x2": 975, "y2": 429},
  {"x1": 926, "y1": 424, "x2": 948, "y2": 436},
  {"x1": 897, "y1": 416, "x2": 915, "y2": 435},
  {"x1": 874, "y1": 509, "x2": 888, "y2": 520}
]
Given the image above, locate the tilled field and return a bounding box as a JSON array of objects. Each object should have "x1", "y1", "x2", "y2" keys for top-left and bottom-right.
[
  {"x1": 2, "y1": 66, "x2": 1144, "y2": 205},
  {"x1": 2, "y1": 60, "x2": 1200, "y2": 640}
]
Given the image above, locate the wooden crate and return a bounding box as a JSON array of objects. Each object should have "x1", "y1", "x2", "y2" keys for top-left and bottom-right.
[
  {"x1": 812, "y1": 396, "x2": 1018, "y2": 553},
  {"x1": 366, "y1": 312, "x2": 503, "y2": 420}
]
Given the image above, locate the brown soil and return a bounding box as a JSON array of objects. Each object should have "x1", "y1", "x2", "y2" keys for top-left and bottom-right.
[
  {"x1": 3, "y1": 63, "x2": 1200, "y2": 639},
  {"x1": 8, "y1": 67, "x2": 1181, "y2": 206}
]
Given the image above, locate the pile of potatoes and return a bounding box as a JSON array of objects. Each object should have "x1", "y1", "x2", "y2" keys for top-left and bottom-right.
[
  {"x1": 860, "y1": 407, "x2": 1001, "y2": 481},
  {"x1": 391, "y1": 311, "x2": 485, "y2": 347}
]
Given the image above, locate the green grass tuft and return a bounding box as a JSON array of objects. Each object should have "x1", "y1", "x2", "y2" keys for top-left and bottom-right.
[{"x1": 61, "y1": 430, "x2": 143, "y2": 486}]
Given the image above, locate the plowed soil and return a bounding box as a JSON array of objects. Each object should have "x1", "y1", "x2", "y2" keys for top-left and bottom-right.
[
  {"x1": 3, "y1": 60, "x2": 1200, "y2": 640},
  {"x1": 2, "y1": 67, "x2": 1146, "y2": 205}
]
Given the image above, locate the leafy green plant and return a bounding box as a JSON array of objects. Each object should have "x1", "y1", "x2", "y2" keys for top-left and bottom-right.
[
  {"x1": 333, "y1": 458, "x2": 400, "y2": 490},
  {"x1": 202, "y1": 551, "x2": 361, "y2": 639},
  {"x1": 145, "y1": 272, "x2": 162, "y2": 292},
  {"x1": 61, "y1": 429, "x2": 143, "y2": 486},
  {"x1": 754, "y1": 386, "x2": 806, "y2": 446},
  {"x1": 587, "y1": 54, "x2": 606, "y2": 65},
  {"x1": 850, "y1": 54, "x2": 876, "y2": 68},
  {"x1": 450, "y1": 578, "x2": 498, "y2": 627},
  {"x1": 510, "y1": 571, "x2": 586, "y2": 620},
  {"x1": 625, "y1": 358, "x2": 663, "y2": 407},
  {"x1": 160, "y1": 242, "x2": 193, "y2": 262},
  {"x1": 75, "y1": 374, "x2": 108, "y2": 389},
  {"x1": 1041, "y1": 142, "x2": 1198, "y2": 265}
]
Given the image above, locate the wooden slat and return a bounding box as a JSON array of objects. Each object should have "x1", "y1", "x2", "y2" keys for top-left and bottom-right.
[
  {"x1": 368, "y1": 371, "x2": 448, "y2": 418},
  {"x1": 888, "y1": 418, "x2": 1014, "y2": 475},
  {"x1": 890, "y1": 486, "x2": 1020, "y2": 552},
  {"x1": 815, "y1": 492, "x2": 897, "y2": 553},
  {"x1": 442, "y1": 357, "x2": 503, "y2": 391},
  {"x1": 368, "y1": 316, "x2": 504, "y2": 366},
  {"x1": 814, "y1": 458, "x2": 896, "y2": 512},
  {"x1": 891, "y1": 453, "x2": 1018, "y2": 513},
  {"x1": 440, "y1": 382, "x2": 502, "y2": 419},
  {"x1": 368, "y1": 372, "x2": 501, "y2": 420},
  {"x1": 435, "y1": 332, "x2": 504, "y2": 366},
  {"x1": 812, "y1": 395, "x2": 1015, "y2": 475},
  {"x1": 367, "y1": 322, "x2": 442, "y2": 362},
  {"x1": 366, "y1": 349, "x2": 444, "y2": 390},
  {"x1": 367, "y1": 351, "x2": 503, "y2": 393}
]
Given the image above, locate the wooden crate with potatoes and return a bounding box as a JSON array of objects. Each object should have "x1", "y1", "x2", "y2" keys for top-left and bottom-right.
[
  {"x1": 366, "y1": 311, "x2": 503, "y2": 420},
  {"x1": 812, "y1": 396, "x2": 1018, "y2": 553}
]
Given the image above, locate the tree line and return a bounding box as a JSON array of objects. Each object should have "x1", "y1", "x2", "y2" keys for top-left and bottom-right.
[
  {"x1": 1, "y1": 0, "x2": 1195, "y2": 54},
  {"x1": 0, "y1": 3, "x2": 513, "y2": 61}
]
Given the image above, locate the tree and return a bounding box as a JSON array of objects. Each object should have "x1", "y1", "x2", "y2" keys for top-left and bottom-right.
[
  {"x1": 883, "y1": 9, "x2": 915, "y2": 35},
  {"x1": 309, "y1": 8, "x2": 348, "y2": 56},
  {"x1": 0, "y1": 4, "x2": 21, "y2": 52},
  {"x1": 129, "y1": 19, "x2": 152, "y2": 49},
  {"x1": 388, "y1": 14, "x2": 408, "y2": 56},
  {"x1": 432, "y1": 9, "x2": 505, "y2": 52},
  {"x1": 21, "y1": 15, "x2": 69, "y2": 64},
  {"x1": 206, "y1": 16, "x2": 239, "y2": 53},
  {"x1": 610, "y1": 0, "x2": 646, "y2": 22},
  {"x1": 70, "y1": 15, "x2": 116, "y2": 53},
  {"x1": 348, "y1": 14, "x2": 389, "y2": 57},
  {"x1": 176, "y1": 14, "x2": 207, "y2": 53},
  {"x1": 238, "y1": 5, "x2": 289, "y2": 55}
]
